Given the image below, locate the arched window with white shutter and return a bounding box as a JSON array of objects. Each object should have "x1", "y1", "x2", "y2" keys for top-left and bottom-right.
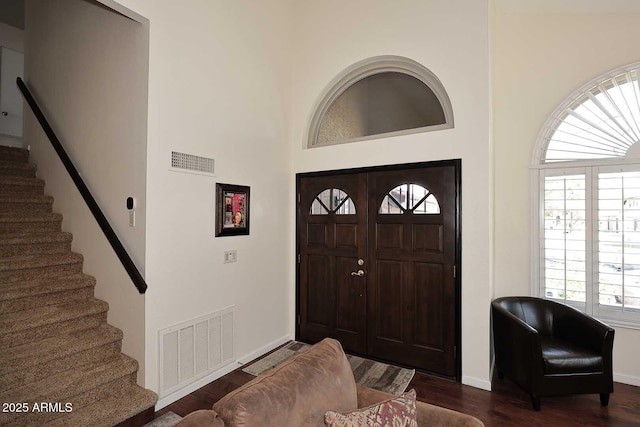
[{"x1": 533, "y1": 62, "x2": 640, "y2": 327}]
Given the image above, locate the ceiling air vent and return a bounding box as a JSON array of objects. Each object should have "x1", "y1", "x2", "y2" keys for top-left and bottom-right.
[{"x1": 170, "y1": 151, "x2": 215, "y2": 176}]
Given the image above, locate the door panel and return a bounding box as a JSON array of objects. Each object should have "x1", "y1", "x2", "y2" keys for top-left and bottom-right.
[
  {"x1": 367, "y1": 166, "x2": 457, "y2": 376},
  {"x1": 299, "y1": 174, "x2": 367, "y2": 354}
]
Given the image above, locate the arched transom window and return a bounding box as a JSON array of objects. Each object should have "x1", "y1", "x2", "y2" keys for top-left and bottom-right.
[
  {"x1": 533, "y1": 62, "x2": 640, "y2": 327},
  {"x1": 308, "y1": 56, "x2": 454, "y2": 148}
]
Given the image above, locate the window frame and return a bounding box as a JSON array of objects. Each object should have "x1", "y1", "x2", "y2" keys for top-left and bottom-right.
[
  {"x1": 532, "y1": 62, "x2": 640, "y2": 329},
  {"x1": 533, "y1": 159, "x2": 640, "y2": 330},
  {"x1": 307, "y1": 55, "x2": 454, "y2": 148}
]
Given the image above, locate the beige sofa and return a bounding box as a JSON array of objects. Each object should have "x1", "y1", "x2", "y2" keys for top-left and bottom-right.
[{"x1": 175, "y1": 338, "x2": 484, "y2": 426}]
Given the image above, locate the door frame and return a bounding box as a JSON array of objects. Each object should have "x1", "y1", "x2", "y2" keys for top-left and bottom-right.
[{"x1": 295, "y1": 159, "x2": 462, "y2": 382}]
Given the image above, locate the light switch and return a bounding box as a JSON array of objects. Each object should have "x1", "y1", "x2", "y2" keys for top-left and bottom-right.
[{"x1": 224, "y1": 250, "x2": 237, "y2": 263}]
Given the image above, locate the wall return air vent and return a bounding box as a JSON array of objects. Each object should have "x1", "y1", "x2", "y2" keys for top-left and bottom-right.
[{"x1": 170, "y1": 151, "x2": 215, "y2": 176}]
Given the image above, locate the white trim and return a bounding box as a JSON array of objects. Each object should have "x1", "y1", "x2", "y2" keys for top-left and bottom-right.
[
  {"x1": 530, "y1": 168, "x2": 541, "y2": 296},
  {"x1": 237, "y1": 334, "x2": 293, "y2": 365},
  {"x1": 531, "y1": 61, "x2": 640, "y2": 167},
  {"x1": 155, "y1": 333, "x2": 293, "y2": 410},
  {"x1": 156, "y1": 361, "x2": 240, "y2": 410},
  {"x1": 307, "y1": 55, "x2": 454, "y2": 149},
  {"x1": 613, "y1": 372, "x2": 640, "y2": 387},
  {"x1": 461, "y1": 375, "x2": 492, "y2": 392},
  {"x1": 96, "y1": 0, "x2": 148, "y2": 24}
]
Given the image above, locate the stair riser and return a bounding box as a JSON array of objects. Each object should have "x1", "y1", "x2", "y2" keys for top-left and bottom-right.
[
  {"x1": 0, "y1": 262, "x2": 82, "y2": 283},
  {"x1": 0, "y1": 202, "x2": 53, "y2": 215},
  {"x1": 0, "y1": 286, "x2": 94, "y2": 314},
  {"x1": 0, "y1": 184, "x2": 44, "y2": 197},
  {"x1": 0, "y1": 311, "x2": 107, "y2": 349},
  {"x1": 0, "y1": 341, "x2": 122, "y2": 394},
  {"x1": 0, "y1": 221, "x2": 61, "y2": 234},
  {"x1": 0, "y1": 168, "x2": 36, "y2": 178},
  {"x1": 0, "y1": 241, "x2": 71, "y2": 257},
  {"x1": 0, "y1": 149, "x2": 29, "y2": 163},
  {"x1": 0, "y1": 373, "x2": 137, "y2": 426}
]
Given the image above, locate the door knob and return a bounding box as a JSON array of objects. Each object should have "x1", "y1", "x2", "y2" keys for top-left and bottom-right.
[
  {"x1": 351, "y1": 269, "x2": 365, "y2": 277},
  {"x1": 1, "y1": 111, "x2": 7, "y2": 116}
]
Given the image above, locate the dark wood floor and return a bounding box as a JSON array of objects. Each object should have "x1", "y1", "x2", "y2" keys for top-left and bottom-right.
[{"x1": 154, "y1": 359, "x2": 640, "y2": 427}]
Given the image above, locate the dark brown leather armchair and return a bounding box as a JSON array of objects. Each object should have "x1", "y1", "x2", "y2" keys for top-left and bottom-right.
[{"x1": 491, "y1": 296, "x2": 615, "y2": 410}]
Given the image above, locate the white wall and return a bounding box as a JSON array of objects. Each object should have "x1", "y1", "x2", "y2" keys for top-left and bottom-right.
[
  {"x1": 0, "y1": 22, "x2": 23, "y2": 52},
  {"x1": 0, "y1": 22, "x2": 24, "y2": 148},
  {"x1": 23, "y1": 0, "x2": 149, "y2": 384},
  {"x1": 290, "y1": 0, "x2": 493, "y2": 389},
  {"x1": 113, "y1": 0, "x2": 294, "y2": 397},
  {"x1": 493, "y1": 3, "x2": 640, "y2": 385}
]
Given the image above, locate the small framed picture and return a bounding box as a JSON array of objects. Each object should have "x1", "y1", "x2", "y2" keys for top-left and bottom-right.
[{"x1": 215, "y1": 183, "x2": 250, "y2": 236}]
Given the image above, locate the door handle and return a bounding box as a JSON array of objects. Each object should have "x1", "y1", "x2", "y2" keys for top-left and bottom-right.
[
  {"x1": 351, "y1": 269, "x2": 365, "y2": 277},
  {"x1": 1, "y1": 111, "x2": 7, "y2": 116}
]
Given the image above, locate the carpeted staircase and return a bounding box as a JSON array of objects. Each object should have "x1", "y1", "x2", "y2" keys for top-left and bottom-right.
[{"x1": 0, "y1": 145, "x2": 157, "y2": 426}]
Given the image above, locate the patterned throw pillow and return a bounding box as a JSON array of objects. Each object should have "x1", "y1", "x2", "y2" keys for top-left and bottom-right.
[{"x1": 324, "y1": 389, "x2": 418, "y2": 427}]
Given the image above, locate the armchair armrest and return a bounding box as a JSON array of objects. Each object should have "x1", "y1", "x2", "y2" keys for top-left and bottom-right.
[{"x1": 491, "y1": 302, "x2": 543, "y2": 386}]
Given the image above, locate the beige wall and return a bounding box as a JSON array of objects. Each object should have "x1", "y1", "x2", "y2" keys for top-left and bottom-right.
[
  {"x1": 23, "y1": 0, "x2": 149, "y2": 384},
  {"x1": 290, "y1": 0, "x2": 493, "y2": 390},
  {"x1": 493, "y1": 6, "x2": 640, "y2": 385},
  {"x1": 114, "y1": 0, "x2": 293, "y2": 402}
]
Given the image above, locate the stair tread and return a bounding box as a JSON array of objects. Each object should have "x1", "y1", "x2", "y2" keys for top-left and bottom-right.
[
  {"x1": 0, "y1": 298, "x2": 108, "y2": 333},
  {"x1": 0, "y1": 213, "x2": 62, "y2": 222},
  {"x1": 0, "y1": 323, "x2": 121, "y2": 370},
  {"x1": 0, "y1": 159, "x2": 36, "y2": 168},
  {"x1": 0, "y1": 353, "x2": 138, "y2": 403},
  {"x1": 0, "y1": 231, "x2": 72, "y2": 245},
  {"x1": 44, "y1": 384, "x2": 157, "y2": 427},
  {"x1": 0, "y1": 252, "x2": 83, "y2": 272},
  {"x1": 0, "y1": 273, "x2": 95, "y2": 300},
  {"x1": 0, "y1": 195, "x2": 53, "y2": 203},
  {"x1": 0, "y1": 176, "x2": 44, "y2": 186}
]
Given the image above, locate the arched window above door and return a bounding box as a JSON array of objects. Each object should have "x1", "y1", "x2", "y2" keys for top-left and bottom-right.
[
  {"x1": 308, "y1": 56, "x2": 454, "y2": 148},
  {"x1": 310, "y1": 188, "x2": 356, "y2": 215},
  {"x1": 379, "y1": 183, "x2": 440, "y2": 215}
]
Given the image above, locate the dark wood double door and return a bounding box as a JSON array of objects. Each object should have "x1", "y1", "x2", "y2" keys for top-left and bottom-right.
[{"x1": 297, "y1": 161, "x2": 459, "y2": 378}]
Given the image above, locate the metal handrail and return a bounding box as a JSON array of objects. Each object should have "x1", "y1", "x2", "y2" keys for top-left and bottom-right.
[{"x1": 16, "y1": 77, "x2": 147, "y2": 294}]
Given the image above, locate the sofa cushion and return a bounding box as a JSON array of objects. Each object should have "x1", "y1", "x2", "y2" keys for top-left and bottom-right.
[
  {"x1": 213, "y1": 338, "x2": 358, "y2": 427},
  {"x1": 324, "y1": 389, "x2": 417, "y2": 427}
]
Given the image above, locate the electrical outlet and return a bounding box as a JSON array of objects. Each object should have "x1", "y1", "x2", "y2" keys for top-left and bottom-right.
[{"x1": 224, "y1": 250, "x2": 237, "y2": 263}]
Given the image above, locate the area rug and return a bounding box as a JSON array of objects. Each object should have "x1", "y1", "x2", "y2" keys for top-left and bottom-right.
[
  {"x1": 142, "y1": 411, "x2": 183, "y2": 427},
  {"x1": 242, "y1": 341, "x2": 415, "y2": 395}
]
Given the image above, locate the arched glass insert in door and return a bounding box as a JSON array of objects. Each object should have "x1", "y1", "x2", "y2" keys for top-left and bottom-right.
[
  {"x1": 379, "y1": 183, "x2": 440, "y2": 215},
  {"x1": 310, "y1": 188, "x2": 356, "y2": 215}
]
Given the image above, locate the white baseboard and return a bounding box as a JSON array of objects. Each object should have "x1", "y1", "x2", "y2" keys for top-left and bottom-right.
[
  {"x1": 156, "y1": 334, "x2": 293, "y2": 410},
  {"x1": 462, "y1": 375, "x2": 492, "y2": 391},
  {"x1": 156, "y1": 361, "x2": 240, "y2": 410},
  {"x1": 237, "y1": 334, "x2": 293, "y2": 365},
  {"x1": 613, "y1": 372, "x2": 640, "y2": 387}
]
